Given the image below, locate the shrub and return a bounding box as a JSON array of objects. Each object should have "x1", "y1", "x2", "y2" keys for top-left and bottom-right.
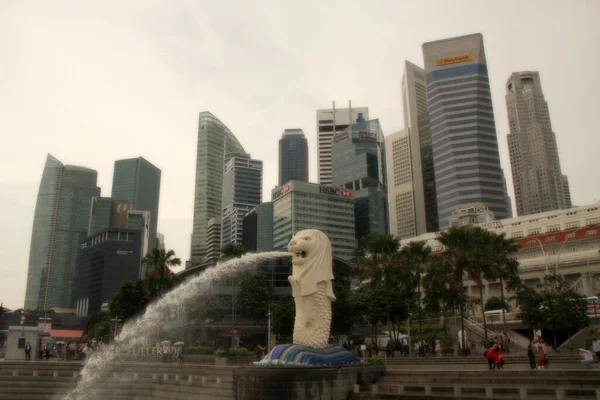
[
  {"x1": 228, "y1": 347, "x2": 249, "y2": 357},
  {"x1": 186, "y1": 346, "x2": 216, "y2": 355},
  {"x1": 364, "y1": 357, "x2": 384, "y2": 365}
]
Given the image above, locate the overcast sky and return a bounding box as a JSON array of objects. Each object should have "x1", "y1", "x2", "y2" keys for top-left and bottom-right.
[{"x1": 1, "y1": 0, "x2": 599, "y2": 309}]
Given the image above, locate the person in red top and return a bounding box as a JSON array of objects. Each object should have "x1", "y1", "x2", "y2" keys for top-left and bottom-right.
[
  {"x1": 495, "y1": 349, "x2": 505, "y2": 370},
  {"x1": 486, "y1": 345, "x2": 498, "y2": 370}
]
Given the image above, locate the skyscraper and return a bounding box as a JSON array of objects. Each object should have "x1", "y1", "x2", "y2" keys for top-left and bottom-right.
[
  {"x1": 25, "y1": 154, "x2": 99, "y2": 310},
  {"x1": 386, "y1": 129, "x2": 417, "y2": 239},
  {"x1": 422, "y1": 33, "x2": 509, "y2": 228},
  {"x1": 206, "y1": 217, "x2": 222, "y2": 262},
  {"x1": 190, "y1": 112, "x2": 246, "y2": 265},
  {"x1": 111, "y1": 157, "x2": 161, "y2": 253},
  {"x1": 279, "y1": 129, "x2": 308, "y2": 186},
  {"x1": 221, "y1": 154, "x2": 262, "y2": 248},
  {"x1": 506, "y1": 71, "x2": 571, "y2": 216},
  {"x1": 401, "y1": 61, "x2": 439, "y2": 234},
  {"x1": 332, "y1": 119, "x2": 388, "y2": 238},
  {"x1": 317, "y1": 102, "x2": 369, "y2": 185}
]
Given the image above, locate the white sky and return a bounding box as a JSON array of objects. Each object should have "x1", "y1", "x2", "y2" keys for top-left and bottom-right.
[{"x1": 1, "y1": 0, "x2": 599, "y2": 309}]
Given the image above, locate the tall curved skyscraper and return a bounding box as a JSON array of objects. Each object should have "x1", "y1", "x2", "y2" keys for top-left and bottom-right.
[
  {"x1": 190, "y1": 112, "x2": 246, "y2": 265},
  {"x1": 25, "y1": 154, "x2": 99, "y2": 310}
]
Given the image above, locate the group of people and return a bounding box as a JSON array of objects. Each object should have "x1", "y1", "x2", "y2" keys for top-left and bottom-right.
[
  {"x1": 161, "y1": 346, "x2": 186, "y2": 364},
  {"x1": 527, "y1": 337, "x2": 550, "y2": 369},
  {"x1": 486, "y1": 344, "x2": 506, "y2": 370}
]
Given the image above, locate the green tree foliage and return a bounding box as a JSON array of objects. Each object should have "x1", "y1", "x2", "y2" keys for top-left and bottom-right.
[
  {"x1": 108, "y1": 279, "x2": 150, "y2": 321},
  {"x1": 143, "y1": 248, "x2": 182, "y2": 299},
  {"x1": 485, "y1": 232, "x2": 520, "y2": 328},
  {"x1": 220, "y1": 243, "x2": 247, "y2": 260},
  {"x1": 537, "y1": 272, "x2": 589, "y2": 349},
  {"x1": 438, "y1": 226, "x2": 478, "y2": 349},
  {"x1": 85, "y1": 311, "x2": 112, "y2": 339},
  {"x1": 330, "y1": 279, "x2": 355, "y2": 341},
  {"x1": 271, "y1": 293, "x2": 295, "y2": 338},
  {"x1": 484, "y1": 296, "x2": 511, "y2": 311},
  {"x1": 355, "y1": 233, "x2": 412, "y2": 344},
  {"x1": 400, "y1": 241, "x2": 432, "y2": 331},
  {"x1": 236, "y1": 269, "x2": 273, "y2": 326}
]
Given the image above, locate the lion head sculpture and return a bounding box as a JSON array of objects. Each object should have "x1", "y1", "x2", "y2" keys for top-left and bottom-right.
[{"x1": 288, "y1": 229, "x2": 335, "y2": 300}]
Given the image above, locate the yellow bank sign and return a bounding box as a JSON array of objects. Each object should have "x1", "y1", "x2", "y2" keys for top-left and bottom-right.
[{"x1": 436, "y1": 54, "x2": 473, "y2": 66}]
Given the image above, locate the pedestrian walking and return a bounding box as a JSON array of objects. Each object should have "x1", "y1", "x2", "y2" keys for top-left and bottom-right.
[
  {"x1": 537, "y1": 345, "x2": 546, "y2": 369},
  {"x1": 178, "y1": 346, "x2": 186, "y2": 364},
  {"x1": 527, "y1": 344, "x2": 536, "y2": 369},
  {"x1": 24, "y1": 342, "x2": 32, "y2": 361}
]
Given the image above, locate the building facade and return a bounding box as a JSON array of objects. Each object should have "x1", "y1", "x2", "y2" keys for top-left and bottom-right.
[
  {"x1": 25, "y1": 154, "x2": 99, "y2": 310},
  {"x1": 279, "y1": 129, "x2": 308, "y2": 186},
  {"x1": 243, "y1": 202, "x2": 274, "y2": 253},
  {"x1": 506, "y1": 71, "x2": 571, "y2": 216},
  {"x1": 271, "y1": 180, "x2": 356, "y2": 259},
  {"x1": 317, "y1": 102, "x2": 368, "y2": 185},
  {"x1": 111, "y1": 157, "x2": 161, "y2": 251},
  {"x1": 422, "y1": 33, "x2": 509, "y2": 229},
  {"x1": 401, "y1": 204, "x2": 600, "y2": 306},
  {"x1": 206, "y1": 217, "x2": 222, "y2": 262},
  {"x1": 401, "y1": 61, "x2": 439, "y2": 235},
  {"x1": 332, "y1": 119, "x2": 388, "y2": 239},
  {"x1": 220, "y1": 154, "x2": 262, "y2": 248},
  {"x1": 190, "y1": 112, "x2": 247, "y2": 265},
  {"x1": 74, "y1": 228, "x2": 143, "y2": 316},
  {"x1": 386, "y1": 129, "x2": 417, "y2": 238}
]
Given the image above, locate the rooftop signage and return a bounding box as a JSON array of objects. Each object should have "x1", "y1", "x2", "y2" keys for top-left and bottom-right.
[
  {"x1": 272, "y1": 182, "x2": 353, "y2": 201},
  {"x1": 436, "y1": 54, "x2": 473, "y2": 66},
  {"x1": 319, "y1": 186, "x2": 353, "y2": 198},
  {"x1": 333, "y1": 132, "x2": 349, "y2": 143},
  {"x1": 358, "y1": 131, "x2": 377, "y2": 141}
]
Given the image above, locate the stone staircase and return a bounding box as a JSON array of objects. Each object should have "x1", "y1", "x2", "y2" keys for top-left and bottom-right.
[
  {"x1": 0, "y1": 360, "x2": 236, "y2": 400},
  {"x1": 382, "y1": 353, "x2": 583, "y2": 370},
  {"x1": 355, "y1": 369, "x2": 600, "y2": 399}
]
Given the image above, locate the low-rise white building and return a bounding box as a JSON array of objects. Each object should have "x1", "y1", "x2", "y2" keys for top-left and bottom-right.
[{"x1": 400, "y1": 203, "x2": 600, "y2": 304}]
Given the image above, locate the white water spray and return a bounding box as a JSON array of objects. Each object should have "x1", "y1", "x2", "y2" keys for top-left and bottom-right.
[{"x1": 64, "y1": 251, "x2": 290, "y2": 400}]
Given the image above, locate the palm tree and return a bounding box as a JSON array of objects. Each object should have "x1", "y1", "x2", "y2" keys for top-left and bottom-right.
[
  {"x1": 361, "y1": 233, "x2": 403, "y2": 344},
  {"x1": 142, "y1": 248, "x2": 182, "y2": 298},
  {"x1": 486, "y1": 232, "x2": 520, "y2": 333},
  {"x1": 401, "y1": 241, "x2": 432, "y2": 332},
  {"x1": 437, "y1": 226, "x2": 481, "y2": 353},
  {"x1": 465, "y1": 228, "x2": 494, "y2": 345}
]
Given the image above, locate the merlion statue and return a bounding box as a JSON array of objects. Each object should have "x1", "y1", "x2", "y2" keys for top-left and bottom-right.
[
  {"x1": 287, "y1": 229, "x2": 335, "y2": 349},
  {"x1": 254, "y1": 229, "x2": 360, "y2": 367}
]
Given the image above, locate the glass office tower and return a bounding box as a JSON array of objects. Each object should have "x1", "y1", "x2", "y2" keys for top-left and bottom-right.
[
  {"x1": 422, "y1": 33, "x2": 508, "y2": 228},
  {"x1": 25, "y1": 154, "x2": 99, "y2": 310},
  {"x1": 190, "y1": 112, "x2": 246, "y2": 265},
  {"x1": 332, "y1": 119, "x2": 389, "y2": 239},
  {"x1": 111, "y1": 157, "x2": 161, "y2": 254},
  {"x1": 279, "y1": 129, "x2": 308, "y2": 186}
]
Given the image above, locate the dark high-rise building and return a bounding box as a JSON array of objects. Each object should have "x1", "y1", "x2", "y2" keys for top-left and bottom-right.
[
  {"x1": 111, "y1": 157, "x2": 161, "y2": 253},
  {"x1": 221, "y1": 154, "x2": 262, "y2": 248},
  {"x1": 279, "y1": 129, "x2": 308, "y2": 186},
  {"x1": 25, "y1": 154, "x2": 99, "y2": 310},
  {"x1": 332, "y1": 119, "x2": 388, "y2": 239},
  {"x1": 243, "y1": 202, "x2": 274, "y2": 253},
  {"x1": 190, "y1": 112, "x2": 246, "y2": 265},
  {"x1": 422, "y1": 33, "x2": 509, "y2": 228},
  {"x1": 74, "y1": 228, "x2": 143, "y2": 316}
]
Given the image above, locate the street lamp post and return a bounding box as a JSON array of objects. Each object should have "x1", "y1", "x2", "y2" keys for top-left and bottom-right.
[
  {"x1": 533, "y1": 238, "x2": 550, "y2": 275},
  {"x1": 266, "y1": 310, "x2": 272, "y2": 353},
  {"x1": 554, "y1": 225, "x2": 597, "y2": 273}
]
